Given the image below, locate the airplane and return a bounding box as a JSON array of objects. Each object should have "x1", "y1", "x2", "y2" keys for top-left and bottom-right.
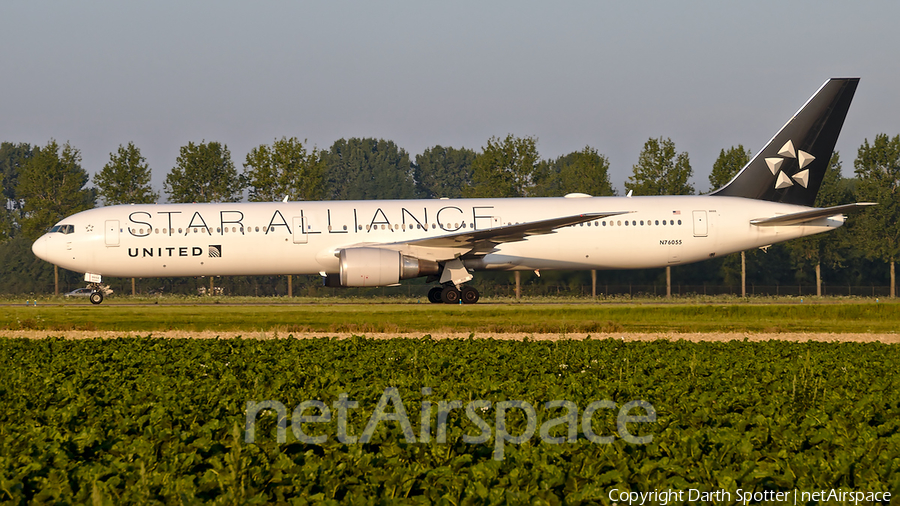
[{"x1": 32, "y1": 77, "x2": 872, "y2": 305}]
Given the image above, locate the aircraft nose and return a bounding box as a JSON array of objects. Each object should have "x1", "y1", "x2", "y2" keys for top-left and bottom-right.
[{"x1": 31, "y1": 235, "x2": 49, "y2": 262}]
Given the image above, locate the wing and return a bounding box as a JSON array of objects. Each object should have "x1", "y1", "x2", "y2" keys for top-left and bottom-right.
[
  {"x1": 750, "y1": 202, "x2": 876, "y2": 226},
  {"x1": 340, "y1": 211, "x2": 630, "y2": 261}
]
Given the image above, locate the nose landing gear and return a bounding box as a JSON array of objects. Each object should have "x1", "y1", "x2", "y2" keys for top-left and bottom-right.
[
  {"x1": 86, "y1": 281, "x2": 106, "y2": 304},
  {"x1": 427, "y1": 285, "x2": 480, "y2": 304}
]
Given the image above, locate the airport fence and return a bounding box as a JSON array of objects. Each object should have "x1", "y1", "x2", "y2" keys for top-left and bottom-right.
[
  {"x1": 31, "y1": 274, "x2": 895, "y2": 299},
  {"x1": 489, "y1": 283, "x2": 895, "y2": 298}
]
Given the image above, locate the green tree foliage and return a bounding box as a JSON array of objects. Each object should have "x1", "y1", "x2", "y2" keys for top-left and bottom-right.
[
  {"x1": 0, "y1": 235, "x2": 83, "y2": 293},
  {"x1": 708, "y1": 145, "x2": 750, "y2": 192},
  {"x1": 533, "y1": 146, "x2": 616, "y2": 197},
  {"x1": 625, "y1": 137, "x2": 694, "y2": 196},
  {"x1": 466, "y1": 135, "x2": 540, "y2": 198},
  {"x1": 164, "y1": 141, "x2": 243, "y2": 203},
  {"x1": 0, "y1": 142, "x2": 33, "y2": 239},
  {"x1": 324, "y1": 138, "x2": 417, "y2": 200},
  {"x1": 243, "y1": 137, "x2": 326, "y2": 202},
  {"x1": 854, "y1": 133, "x2": 900, "y2": 295},
  {"x1": 414, "y1": 145, "x2": 476, "y2": 199},
  {"x1": 16, "y1": 140, "x2": 95, "y2": 240},
  {"x1": 94, "y1": 142, "x2": 159, "y2": 205}
]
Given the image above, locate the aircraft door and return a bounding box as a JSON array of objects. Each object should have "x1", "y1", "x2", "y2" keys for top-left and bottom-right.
[
  {"x1": 692, "y1": 211, "x2": 708, "y2": 237},
  {"x1": 105, "y1": 220, "x2": 120, "y2": 247},
  {"x1": 292, "y1": 217, "x2": 307, "y2": 244}
]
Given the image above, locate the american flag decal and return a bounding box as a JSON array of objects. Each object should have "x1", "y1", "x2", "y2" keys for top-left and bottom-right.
[
  {"x1": 672, "y1": 210, "x2": 681, "y2": 215},
  {"x1": 209, "y1": 245, "x2": 221, "y2": 257}
]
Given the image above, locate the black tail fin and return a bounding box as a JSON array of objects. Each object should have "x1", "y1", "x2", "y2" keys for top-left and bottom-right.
[{"x1": 711, "y1": 78, "x2": 859, "y2": 206}]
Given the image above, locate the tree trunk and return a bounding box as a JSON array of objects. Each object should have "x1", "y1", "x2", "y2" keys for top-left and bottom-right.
[
  {"x1": 892, "y1": 261, "x2": 896, "y2": 298},
  {"x1": 54, "y1": 265, "x2": 59, "y2": 296},
  {"x1": 666, "y1": 266, "x2": 672, "y2": 299},
  {"x1": 210, "y1": 277, "x2": 214, "y2": 296},
  {"x1": 741, "y1": 251, "x2": 746, "y2": 298},
  {"x1": 132, "y1": 277, "x2": 136, "y2": 296},
  {"x1": 287, "y1": 275, "x2": 292, "y2": 297},
  {"x1": 515, "y1": 271, "x2": 521, "y2": 300},
  {"x1": 815, "y1": 262, "x2": 822, "y2": 296},
  {"x1": 591, "y1": 269, "x2": 597, "y2": 299}
]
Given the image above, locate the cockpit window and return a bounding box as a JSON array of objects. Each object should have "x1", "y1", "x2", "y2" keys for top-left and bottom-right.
[{"x1": 49, "y1": 224, "x2": 75, "y2": 234}]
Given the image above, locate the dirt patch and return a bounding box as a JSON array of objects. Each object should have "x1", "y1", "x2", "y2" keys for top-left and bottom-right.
[{"x1": 2, "y1": 330, "x2": 898, "y2": 343}]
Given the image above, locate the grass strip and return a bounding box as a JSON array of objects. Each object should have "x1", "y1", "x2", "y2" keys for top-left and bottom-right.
[{"x1": 2, "y1": 301, "x2": 899, "y2": 333}]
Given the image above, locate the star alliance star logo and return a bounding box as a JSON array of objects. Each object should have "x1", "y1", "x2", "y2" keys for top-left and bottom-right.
[
  {"x1": 85, "y1": 224, "x2": 94, "y2": 232},
  {"x1": 765, "y1": 140, "x2": 815, "y2": 190}
]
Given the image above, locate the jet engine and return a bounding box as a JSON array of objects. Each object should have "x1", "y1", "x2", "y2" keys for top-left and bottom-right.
[{"x1": 324, "y1": 247, "x2": 440, "y2": 287}]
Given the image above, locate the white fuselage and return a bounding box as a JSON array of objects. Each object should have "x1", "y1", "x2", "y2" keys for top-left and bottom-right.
[{"x1": 31, "y1": 195, "x2": 842, "y2": 279}]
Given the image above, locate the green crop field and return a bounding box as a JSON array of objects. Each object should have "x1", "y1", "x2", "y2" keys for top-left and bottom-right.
[
  {"x1": 2, "y1": 299, "x2": 900, "y2": 334},
  {"x1": 1, "y1": 337, "x2": 898, "y2": 504}
]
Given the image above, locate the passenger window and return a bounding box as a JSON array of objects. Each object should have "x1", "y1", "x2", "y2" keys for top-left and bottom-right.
[{"x1": 678, "y1": 220, "x2": 682, "y2": 225}]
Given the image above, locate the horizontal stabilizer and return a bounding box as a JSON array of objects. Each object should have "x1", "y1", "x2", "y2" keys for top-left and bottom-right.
[{"x1": 750, "y1": 203, "x2": 876, "y2": 226}]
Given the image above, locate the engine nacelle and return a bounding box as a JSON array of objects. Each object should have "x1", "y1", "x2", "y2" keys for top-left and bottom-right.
[{"x1": 325, "y1": 248, "x2": 440, "y2": 287}]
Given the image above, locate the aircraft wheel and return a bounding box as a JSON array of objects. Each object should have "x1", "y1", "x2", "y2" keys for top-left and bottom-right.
[
  {"x1": 427, "y1": 286, "x2": 443, "y2": 304},
  {"x1": 440, "y1": 286, "x2": 461, "y2": 304},
  {"x1": 89, "y1": 292, "x2": 103, "y2": 305},
  {"x1": 460, "y1": 286, "x2": 480, "y2": 304}
]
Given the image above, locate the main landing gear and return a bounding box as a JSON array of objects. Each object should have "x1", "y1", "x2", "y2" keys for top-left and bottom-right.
[{"x1": 428, "y1": 285, "x2": 480, "y2": 304}]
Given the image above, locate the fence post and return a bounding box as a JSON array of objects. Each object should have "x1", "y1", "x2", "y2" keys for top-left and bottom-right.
[
  {"x1": 666, "y1": 266, "x2": 671, "y2": 299},
  {"x1": 741, "y1": 251, "x2": 746, "y2": 298}
]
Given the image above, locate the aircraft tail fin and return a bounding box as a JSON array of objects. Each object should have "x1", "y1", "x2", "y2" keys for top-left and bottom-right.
[{"x1": 711, "y1": 78, "x2": 859, "y2": 206}]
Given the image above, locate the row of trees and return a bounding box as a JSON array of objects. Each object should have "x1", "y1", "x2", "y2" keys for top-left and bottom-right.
[{"x1": 2, "y1": 133, "x2": 899, "y2": 296}]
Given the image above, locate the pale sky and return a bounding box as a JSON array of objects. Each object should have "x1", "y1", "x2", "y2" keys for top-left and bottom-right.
[{"x1": 3, "y1": 2, "x2": 898, "y2": 198}]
